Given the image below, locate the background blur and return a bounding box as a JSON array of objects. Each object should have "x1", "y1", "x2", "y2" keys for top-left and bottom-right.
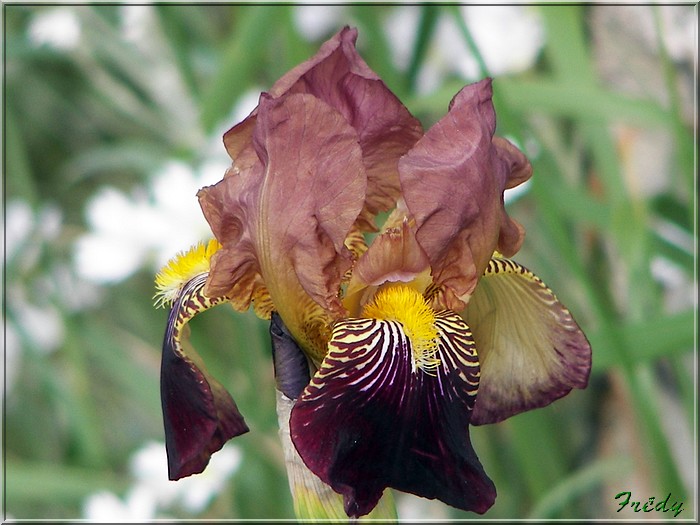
[{"x1": 3, "y1": 3, "x2": 696, "y2": 521}]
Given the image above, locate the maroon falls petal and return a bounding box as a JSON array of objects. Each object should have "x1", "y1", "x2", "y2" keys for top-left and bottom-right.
[
  {"x1": 161, "y1": 273, "x2": 248, "y2": 480},
  {"x1": 399, "y1": 78, "x2": 531, "y2": 311},
  {"x1": 290, "y1": 308, "x2": 495, "y2": 517}
]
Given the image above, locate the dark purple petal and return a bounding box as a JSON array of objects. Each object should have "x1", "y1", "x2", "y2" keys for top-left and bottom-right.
[
  {"x1": 290, "y1": 312, "x2": 495, "y2": 517},
  {"x1": 463, "y1": 257, "x2": 592, "y2": 425},
  {"x1": 270, "y1": 312, "x2": 311, "y2": 400},
  {"x1": 161, "y1": 274, "x2": 248, "y2": 480}
]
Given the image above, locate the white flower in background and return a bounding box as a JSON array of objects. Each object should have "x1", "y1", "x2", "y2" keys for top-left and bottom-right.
[
  {"x1": 130, "y1": 440, "x2": 242, "y2": 513},
  {"x1": 82, "y1": 487, "x2": 158, "y2": 522},
  {"x1": 293, "y1": 3, "x2": 545, "y2": 84},
  {"x1": 4, "y1": 200, "x2": 101, "y2": 396},
  {"x1": 463, "y1": 6, "x2": 545, "y2": 76},
  {"x1": 5, "y1": 200, "x2": 61, "y2": 270},
  {"x1": 82, "y1": 441, "x2": 242, "y2": 519},
  {"x1": 120, "y1": 3, "x2": 154, "y2": 45},
  {"x1": 6, "y1": 290, "x2": 65, "y2": 356},
  {"x1": 74, "y1": 160, "x2": 227, "y2": 284},
  {"x1": 657, "y1": 5, "x2": 696, "y2": 63},
  {"x1": 387, "y1": 5, "x2": 545, "y2": 93},
  {"x1": 293, "y1": 4, "x2": 346, "y2": 41},
  {"x1": 4, "y1": 200, "x2": 102, "y2": 399},
  {"x1": 27, "y1": 7, "x2": 82, "y2": 50}
]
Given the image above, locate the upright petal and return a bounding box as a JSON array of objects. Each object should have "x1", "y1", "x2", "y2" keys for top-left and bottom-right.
[
  {"x1": 199, "y1": 92, "x2": 368, "y2": 360},
  {"x1": 224, "y1": 26, "x2": 423, "y2": 231},
  {"x1": 346, "y1": 216, "x2": 431, "y2": 304},
  {"x1": 198, "y1": 162, "x2": 268, "y2": 314},
  {"x1": 290, "y1": 311, "x2": 495, "y2": 517},
  {"x1": 463, "y1": 257, "x2": 592, "y2": 425},
  {"x1": 399, "y1": 78, "x2": 532, "y2": 311}
]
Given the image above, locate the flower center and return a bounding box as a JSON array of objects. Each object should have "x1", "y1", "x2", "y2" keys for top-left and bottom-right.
[
  {"x1": 154, "y1": 238, "x2": 222, "y2": 308},
  {"x1": 362, "y1": 283, "x2": 441, "y2": 374}
]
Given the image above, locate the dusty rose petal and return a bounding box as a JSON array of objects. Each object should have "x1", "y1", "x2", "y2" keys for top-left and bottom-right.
[
  {"x1": 268, "y1": 26, "x2": 379, "y2": 96},
  {"x1": 224, "y1": 27, "x2": 422, "y2": 230},
  {"x1": 493, "y1": 136, "x2": 533, "y2": 190},
  {"x1": 200, "y1": 92, "x2": 367, "y2": 358},
  {"x1": 198, "y1": 160, "x2": 267, "y2": 308},
  {"x1": 351, "y1": 216, "x2": 430, "y2": 287},
  {"x1": 252, "y1": 93, "x2": 364, "y2": 311},
  {"x1": 399, "y1": 78, "x2": 531, "y2": 311}
]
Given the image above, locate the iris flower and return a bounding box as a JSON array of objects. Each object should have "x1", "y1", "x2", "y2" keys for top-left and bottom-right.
[{"x1": 154, "y1": 27, "x2": 591, "y2": 519}]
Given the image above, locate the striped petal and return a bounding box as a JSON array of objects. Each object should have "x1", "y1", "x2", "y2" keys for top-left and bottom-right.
[
  {"x1": 161, "y1": 273, "x2": 249, "y2": 480},
  {"x1": 463, "y1": 257, "x2": 592, "y2": 425},
  {"x1": 277, "y1": 392, "x2": 398, "y2": 520},
  {"x1": 271, "y1": 311, "x2": 399, "y2": 520},
  {"x1": 289, "y1": 312, "x2": 495, "y2": 517}
]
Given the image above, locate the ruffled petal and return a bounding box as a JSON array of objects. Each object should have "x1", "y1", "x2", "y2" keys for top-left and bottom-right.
[
  {"x1": 290, "y1": 312, "x2": 495, "y2": 518},
  {"x1": 463, "y1": 257, "x2": 592, "y2": 425},
  {"x1": 224, "y1": 26, "x2": 423, "y2": 231},
  {"x1": 352, "y1": 216, "x2": 430, "y2": 288},
  {"x1": 161, "y1": 273, "x2": 248, "y2": 480},
  {"x1": 343, "y1": 214, "x2": 432, "y2": 318},
  {"x1": 398, "y1": 78, "x2": 532, "y2": 311},
  {"x1": 199, "y1": 92, "x2": 368, "y2": 360}
]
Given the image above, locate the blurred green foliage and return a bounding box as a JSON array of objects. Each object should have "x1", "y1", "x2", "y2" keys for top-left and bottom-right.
[{"x1": 4, "y1": 4, "x2": 696, "y2": 520}]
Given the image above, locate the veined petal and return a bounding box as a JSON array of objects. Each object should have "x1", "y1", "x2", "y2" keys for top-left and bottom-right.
[
  {"x1": 270, "y1": 315, "x2": 398, "y2": 520},
  {"x1": 224, "y1": 26, "x2": 423, "y2": 231},
  {"x1": 399, "y1": 78, "x2": 532, "y2": 311},
  {"x1": 200, "y1": 92, "x2": 367, "y2": 361},
  {"x1": 290, "y1": 310, "x2": 495, "y2": 518},
  {"x1": 161, "y1": 273, "x2": 248, "y2": 480},
  {"x1": 463, "y1": 257, "x2": 592, "y2": 425},
  {"x1": 277, "y1": 392, "x2": 398, "y2": 520}
]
